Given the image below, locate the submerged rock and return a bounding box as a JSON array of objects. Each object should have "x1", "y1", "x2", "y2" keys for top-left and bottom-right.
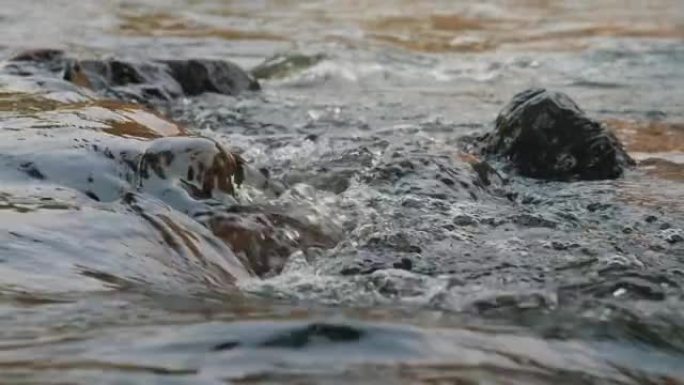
[
  {"x1": 251, "y1": 52, "x2": 326, "y2": 80},
  {"x1": 480, "y1": 88, "x2": 634, "y2": 181},
  {"x1": 199, "y1": 208, "x2": 340, "y2": 277}
]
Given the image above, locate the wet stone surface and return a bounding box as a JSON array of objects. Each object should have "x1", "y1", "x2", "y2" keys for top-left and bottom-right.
[
  {"x1": 471, "y1": 88, "x2": 635, "y2": 181},
  {"x1": 8, "y1": 49, "x2": 260, "y2": 105}
]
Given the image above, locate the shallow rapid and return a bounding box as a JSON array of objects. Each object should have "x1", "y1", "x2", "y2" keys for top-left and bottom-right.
[{"x1": 1, "y1": 1, "x2": 683, "y2": 384}]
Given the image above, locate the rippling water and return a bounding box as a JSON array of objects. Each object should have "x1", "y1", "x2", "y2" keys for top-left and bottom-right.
[{"x1": 1, "y1": 1, "x2": 683, "y2": 384}]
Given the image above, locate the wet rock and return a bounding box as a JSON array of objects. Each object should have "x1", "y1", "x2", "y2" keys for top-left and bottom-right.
[
  {"x1": 7, "y1": 49, "x2": 259, "y2": 102},
  {"x1": 136, "y1": 136, "x2": 245, "y2": 212},
  {"x1": 161, "y1": 59, "x2": 260, "y2": 95},
  {"x1": 480, "y1": 88, "x2": 634, "y2": 180},
  {"x1": 200, "y1": 212, "x2": 293, "y2": 277},
  {"x1": 65, "y1": 59, "x2": 183, "y2": 101},
  {"x1": 6, "y1": 48, "x2": 68, "y2": 75},
  {"x1": 135, "y1": 135, "x2": 285, "y2": 206},
  {"x1": 66, "y1": 58, "x2": 259, "y2": 103},
  {"x1": 197, "y1": 206, "x2": 341, "y2": 277}
]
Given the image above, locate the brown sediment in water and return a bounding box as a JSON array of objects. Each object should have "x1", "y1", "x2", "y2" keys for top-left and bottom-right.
[
  {"x1": 0, "y1": 92, "x2": 65, "y2": 114},
  {"x1": 109, "y1": 3, "x2": 684, "y2": 53},
  {"x1": 71, "y1": 100, "x2": 186, "y2": 139},
  {"x1": 362, "y1": 8, "x2": 684, "y2": 53},
  {"x1": 117, "y1": 12, "x2": 286, "y2": 41},
  {"x1": 637, "y1": 158, "x2": 684, "y2": 182},
  {"x1": 605, "y1": 118, "x2": 684, "y2": 153},
  {"x1": 605, "y1": 118, "x2": 684, "y2": 183},
  {"x1": 364, "y1": 14, "x2": 503, "y2": 53}
]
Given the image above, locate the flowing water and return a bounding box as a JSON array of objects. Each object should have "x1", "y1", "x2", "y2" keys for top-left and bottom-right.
[{"x1": 1, "y1": 1, "x2": 684, "y2": 384}]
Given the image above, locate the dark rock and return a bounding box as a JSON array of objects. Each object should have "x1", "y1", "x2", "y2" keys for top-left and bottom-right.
[
  {"x1": 259, "y1": 323, "x2": 363, "y2": 348},
  {"x1": 480, "y1": 88, "x2": 634, "y2": 181},
  {"x1": 18, "y1": 162, "x2": 45, "y2": 180},
  {"x1": 66, "y1": 59, "x2": 182, "y2": 102},
  {"x1": 645, "y1": 215, "x2": 658, "y2": 223},
  {"x1": 161, "y1": 59, "x2": 260, "y2": 95},
  {"x1": 393, "y1": 257, "x2": 413, "y2": 271},
  {"x1": 4, "y1": 50, "x2": 259, "y2": 103},
  {"x1": 84, "y1": 191, "x2": 100, "y2": 201},
  {"x1": 5, "y1": 48, "x2": 72, "y2": 77},
  {"x1": 64, "y1": 58, "x2": 259, "y2": 102}
]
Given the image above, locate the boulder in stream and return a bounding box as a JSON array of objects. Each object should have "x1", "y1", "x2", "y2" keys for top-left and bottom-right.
[{"x1": 480, "y1": 88, "x2": 634, "y2": 181}]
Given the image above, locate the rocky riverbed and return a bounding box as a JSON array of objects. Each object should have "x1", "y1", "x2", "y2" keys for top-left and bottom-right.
[{"x1": 1, "y1": 1, "x2": 683, "y2": 384}]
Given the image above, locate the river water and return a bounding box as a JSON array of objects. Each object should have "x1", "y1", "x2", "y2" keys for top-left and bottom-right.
[{"x1": 1, "y1": 1, "x2": 683, "y2": 384}]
